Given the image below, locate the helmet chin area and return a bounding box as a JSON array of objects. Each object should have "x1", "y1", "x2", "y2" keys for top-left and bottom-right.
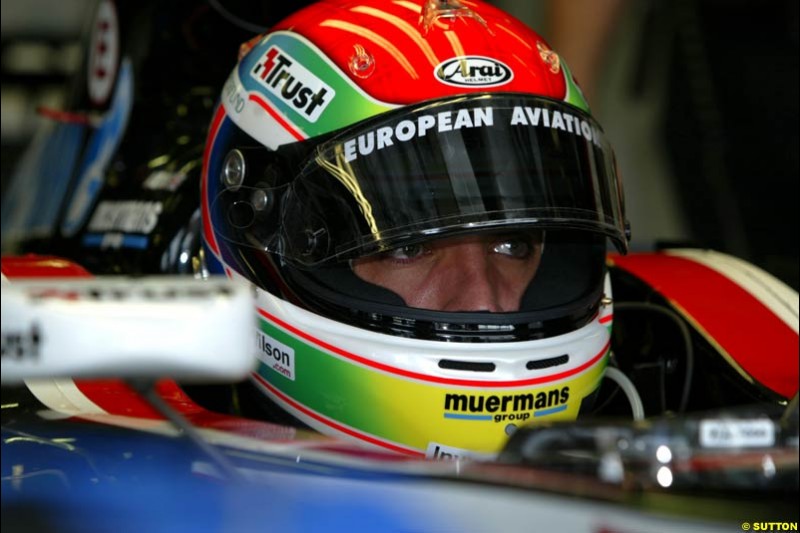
[{"x1": 250, "y1": 284, "x2": 612, "y2": 459}]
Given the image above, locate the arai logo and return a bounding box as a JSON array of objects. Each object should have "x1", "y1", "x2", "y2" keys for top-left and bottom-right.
[{"x1": 435, "y1": 56, "x2": 513, "y2": 87}]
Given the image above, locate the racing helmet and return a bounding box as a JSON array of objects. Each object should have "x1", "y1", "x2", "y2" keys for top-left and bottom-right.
[{"x1": 201, "y1": 0, "x2": 628, "y2": 459}]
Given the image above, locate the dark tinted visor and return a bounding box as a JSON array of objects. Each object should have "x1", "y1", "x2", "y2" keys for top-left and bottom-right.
[{"x1": 212, "y1": 94, "x2": 628, "y2": 266}]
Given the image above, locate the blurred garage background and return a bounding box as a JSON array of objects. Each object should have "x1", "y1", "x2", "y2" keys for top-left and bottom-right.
[{"x1": 1, "y1": 0, "x2": 797, "y2": 288}]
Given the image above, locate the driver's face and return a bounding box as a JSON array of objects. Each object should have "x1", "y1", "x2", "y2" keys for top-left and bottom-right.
[{"x1": 353, "y1": 232, "x2": 543, "y2": 312}]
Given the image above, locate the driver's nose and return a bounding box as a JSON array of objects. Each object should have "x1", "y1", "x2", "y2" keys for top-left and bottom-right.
[{"x1": 424, "y1": 242, "x2": 505, "y2": 312}]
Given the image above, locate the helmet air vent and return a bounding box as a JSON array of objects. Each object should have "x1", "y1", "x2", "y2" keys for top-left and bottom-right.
[
  {"x1": 438, "y1": 359, "x2": 496, "y2": 372},
  {"x1": 420, "y1": 0, "x2": 489, "y2": 35},
  {"x1": 526, "y1": 354, "x2": 569, "y2": 370}
]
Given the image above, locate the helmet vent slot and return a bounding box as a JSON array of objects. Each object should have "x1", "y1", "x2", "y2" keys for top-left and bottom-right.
[
  {"x1": 526, "y1": 354, "x2": 569, "y2": 370},
  {"x1": 438, "y1": 360, "x2": 496, "y2": 372}
]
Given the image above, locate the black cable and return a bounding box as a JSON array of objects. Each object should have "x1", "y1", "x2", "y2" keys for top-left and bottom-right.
[
  {"x1": 614, "y1": 302, "x2": 695, "y2": 413},
  {"x1": 128, "y1": 379, "x2": 247, "y2": 483}
]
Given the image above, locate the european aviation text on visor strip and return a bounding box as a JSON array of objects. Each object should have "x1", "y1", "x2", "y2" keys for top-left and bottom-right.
[{"x1": 341, "y1": 105, "x2": 605, "y2": 163}]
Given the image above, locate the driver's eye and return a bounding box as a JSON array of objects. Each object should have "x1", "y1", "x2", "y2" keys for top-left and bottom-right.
[
  {"x1": 493, "y1": 238, "x2": 533, "y2": 259},
  {"x1": 388, "y1": 243, "x2": 428, "y2": 260}
]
